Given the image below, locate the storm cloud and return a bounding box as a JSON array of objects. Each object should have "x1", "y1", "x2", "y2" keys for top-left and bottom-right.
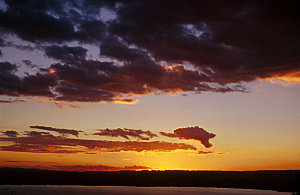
[{"x1": 0, "y1": 0, "x2": 298, "y2": 103}]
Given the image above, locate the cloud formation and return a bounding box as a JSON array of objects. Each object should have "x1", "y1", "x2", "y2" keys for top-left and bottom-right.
[
  {"x1": 108, "y1": 0, "x2": 299, "y2": 84},
  {"x1": 197, "y1": 151, "x2": 213, "y2": 155},
  {"x1": 0, "y1": 130, "x2": 197, "y2": 153},
  {"x1": 1, "y1": 1, "x2": 298, "y2": 103},
  {"x1": 44, "y1": 45, "x2": 88, "y2": 63},
  {"x1": 0, "y1": 61, "x2": 57, "y2": 97},
  {"x1": 94, "y1": 128, "x2": 157, "y2": 140},
  {"x1": 54, "y1": 164, "x2": 150, "y2": 172},
  {"x1": 0, "y1": 160, "x2": 150, "y2": 171},
  {"x1": 160, "y1": 126, "x2": 216, "y2": 148},
  {"x1": 30, "y1": 125, "x2": 83, "y2": 137},
  {"x1": 0, "y1": 57, "x2": 242, "y2": 103},
  {"x1": 1, "y1": 130, "x2": 19, "y2": 137}
]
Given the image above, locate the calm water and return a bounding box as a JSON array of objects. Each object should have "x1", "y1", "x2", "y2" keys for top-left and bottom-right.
[{"x1": 0, "y1": 186, "x2": 291, "y2": 195}]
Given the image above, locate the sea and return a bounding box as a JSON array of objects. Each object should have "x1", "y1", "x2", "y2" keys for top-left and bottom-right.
[{"x1": 0, "y1": 185, "x2": 291, "y2": 195}]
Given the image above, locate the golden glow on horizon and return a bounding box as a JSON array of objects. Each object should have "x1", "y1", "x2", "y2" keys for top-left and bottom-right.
[
  {"x1": 1, "y1": 78, "x2": 299, "y2": 172},
  {"x1": 111, "y1": 99, "x2": 139, "y2": 104},
  {"x1": 1, "y1": 145, "x2": 300, "y2": 171}
]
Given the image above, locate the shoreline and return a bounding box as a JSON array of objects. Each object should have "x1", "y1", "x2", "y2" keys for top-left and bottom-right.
[
  {"x1": 0, "y1": 185, "x2": 292, "y2": 195},
  {"x1": 0, "y1": 168, "x2": 299, "y2": 192}
]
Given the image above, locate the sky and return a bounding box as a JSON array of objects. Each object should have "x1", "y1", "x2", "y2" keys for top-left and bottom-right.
[{"x1": 0, "y1": 0, "x2": 299, "y2": 171}]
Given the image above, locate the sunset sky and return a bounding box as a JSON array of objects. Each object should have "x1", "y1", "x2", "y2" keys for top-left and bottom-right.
[{"x1": 0, "y1": 0, "x2": 299, "y2": 171}]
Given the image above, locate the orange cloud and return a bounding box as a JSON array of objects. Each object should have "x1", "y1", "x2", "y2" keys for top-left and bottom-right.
[{"x1": 266, "y1": 71, "x2": 300, "y2": 86}]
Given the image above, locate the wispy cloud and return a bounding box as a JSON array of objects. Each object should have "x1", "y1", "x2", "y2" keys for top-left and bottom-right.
[
  {"x1": 94, "y1": 128, "x2": 157, "y2": 140},
  {"x1": 30, "y1": 125, "x2": 83, "y2": 137},
  {"x1": 1, "y1": 130, "x2": 19, "y2": 137},
  {"x1": 0, "y1": 130, "x2": 197, "y2": 153},
  {"x1": 1, "y1": 160, "x2": 150, "y2": 171},
  {"x1": 54, "y1": 164, "x2": 150, "y2": 172}
]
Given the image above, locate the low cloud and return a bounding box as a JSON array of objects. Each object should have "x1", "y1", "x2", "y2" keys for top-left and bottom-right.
[
  {"x1": 0, "y1": 130, "x2": 197, "y2": 153},
  {"x1": 54, "y1": 164, "x2": 150, "y2": 172},
  {"x1": 30, "y1": 125, "x2": 83, "y2": 137},
  {"x1": 1, "y1": 130, "x2": 19, "y2": 137},
  {"x1": 1, "y1": 160, "x2": 149, "y2": 171},
  {"x1": 94, "y1": 128, "x2": 157, "y2": 140},
  {"x1": 197, "y1": 151, "x2": 213, "y2": 154},
  {"x1": 160, "y1": 126, "x2": 216, "y2": 148}
]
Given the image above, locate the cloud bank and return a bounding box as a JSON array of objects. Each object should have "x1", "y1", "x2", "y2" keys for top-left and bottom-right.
[
  {"x1": 0, "y1": 129, "x2": 197, "y2": 153},
  {"x1": 1, "y1": 0, "x2": 297, "y2": 103},
  {"x1": 0, "y1": 125, "x2": 217, "y2": 154}
]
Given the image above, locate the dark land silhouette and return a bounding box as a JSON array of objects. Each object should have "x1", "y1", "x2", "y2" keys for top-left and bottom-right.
[{"x1": 0, "y1": 168, "x2": 299, "y2": 192}]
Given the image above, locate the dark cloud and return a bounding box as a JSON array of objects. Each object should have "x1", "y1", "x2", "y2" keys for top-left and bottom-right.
[
  {"x1": 44, "y1": 45, "x2": 88, "y2": 63},
  {"x1": 0, "y1": 61, "x2": 17, "y2": 72},
  {"x1": 1, "y1": 130, "x2": 19, "y2": 137},
  {"x1": 160, "y1": 126, "x2": 216, "y2": 148},
  {"x1": 24, "y1": 130, "x2": 56, "y2": 138},
  {"x1": 197, "y1": 151, "x2": 213, "y2": 155},
  {"x1": 0, "y1": 57, "x2": 243, "y2": 102},
  {"x1": 1, "y1": 1, "x2": 298, "y2": 103},
  {"x1": 0, "y1": 0, "x2": 105, "y2": 43},
  {"x1": 0, "y1": 143, "x2": 85, "y2": 154},
  {"x1": 108, "y1": 0, "x2": 300, "y2": 84},
  {"x1": 19, "y1": 73, "x2": 57, "y2": 96},
  {"x1": 30, "y1": 125, "x2": 83, "y2": 137},
  {"x1": 51, "y1": 58, "x2": 239, "y2": 96},
  {"x1": 0, "y1": 130, "x2": 197, "y2": 153},
  {"x1": 94, "y1": 128, "x2": 157, "y2": 140},
  {"x1": 0, "y1": 61, "x2": 57, "y2": 97},
  {"x1": 0, "y1": 1, "x2": 74, "y2": 43},
  {"x1": 54, "y1": 82, "x2": 117, "y2": 102},
  {"x1": 0, "y1": 61, "x2": 22, "y2": 95},
  {"x1": 54, "y1": 164, "x2": 150, "y2": 172},
  {"x1": 100, "y1": 36, "x2": 148, "y2": 61}
]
